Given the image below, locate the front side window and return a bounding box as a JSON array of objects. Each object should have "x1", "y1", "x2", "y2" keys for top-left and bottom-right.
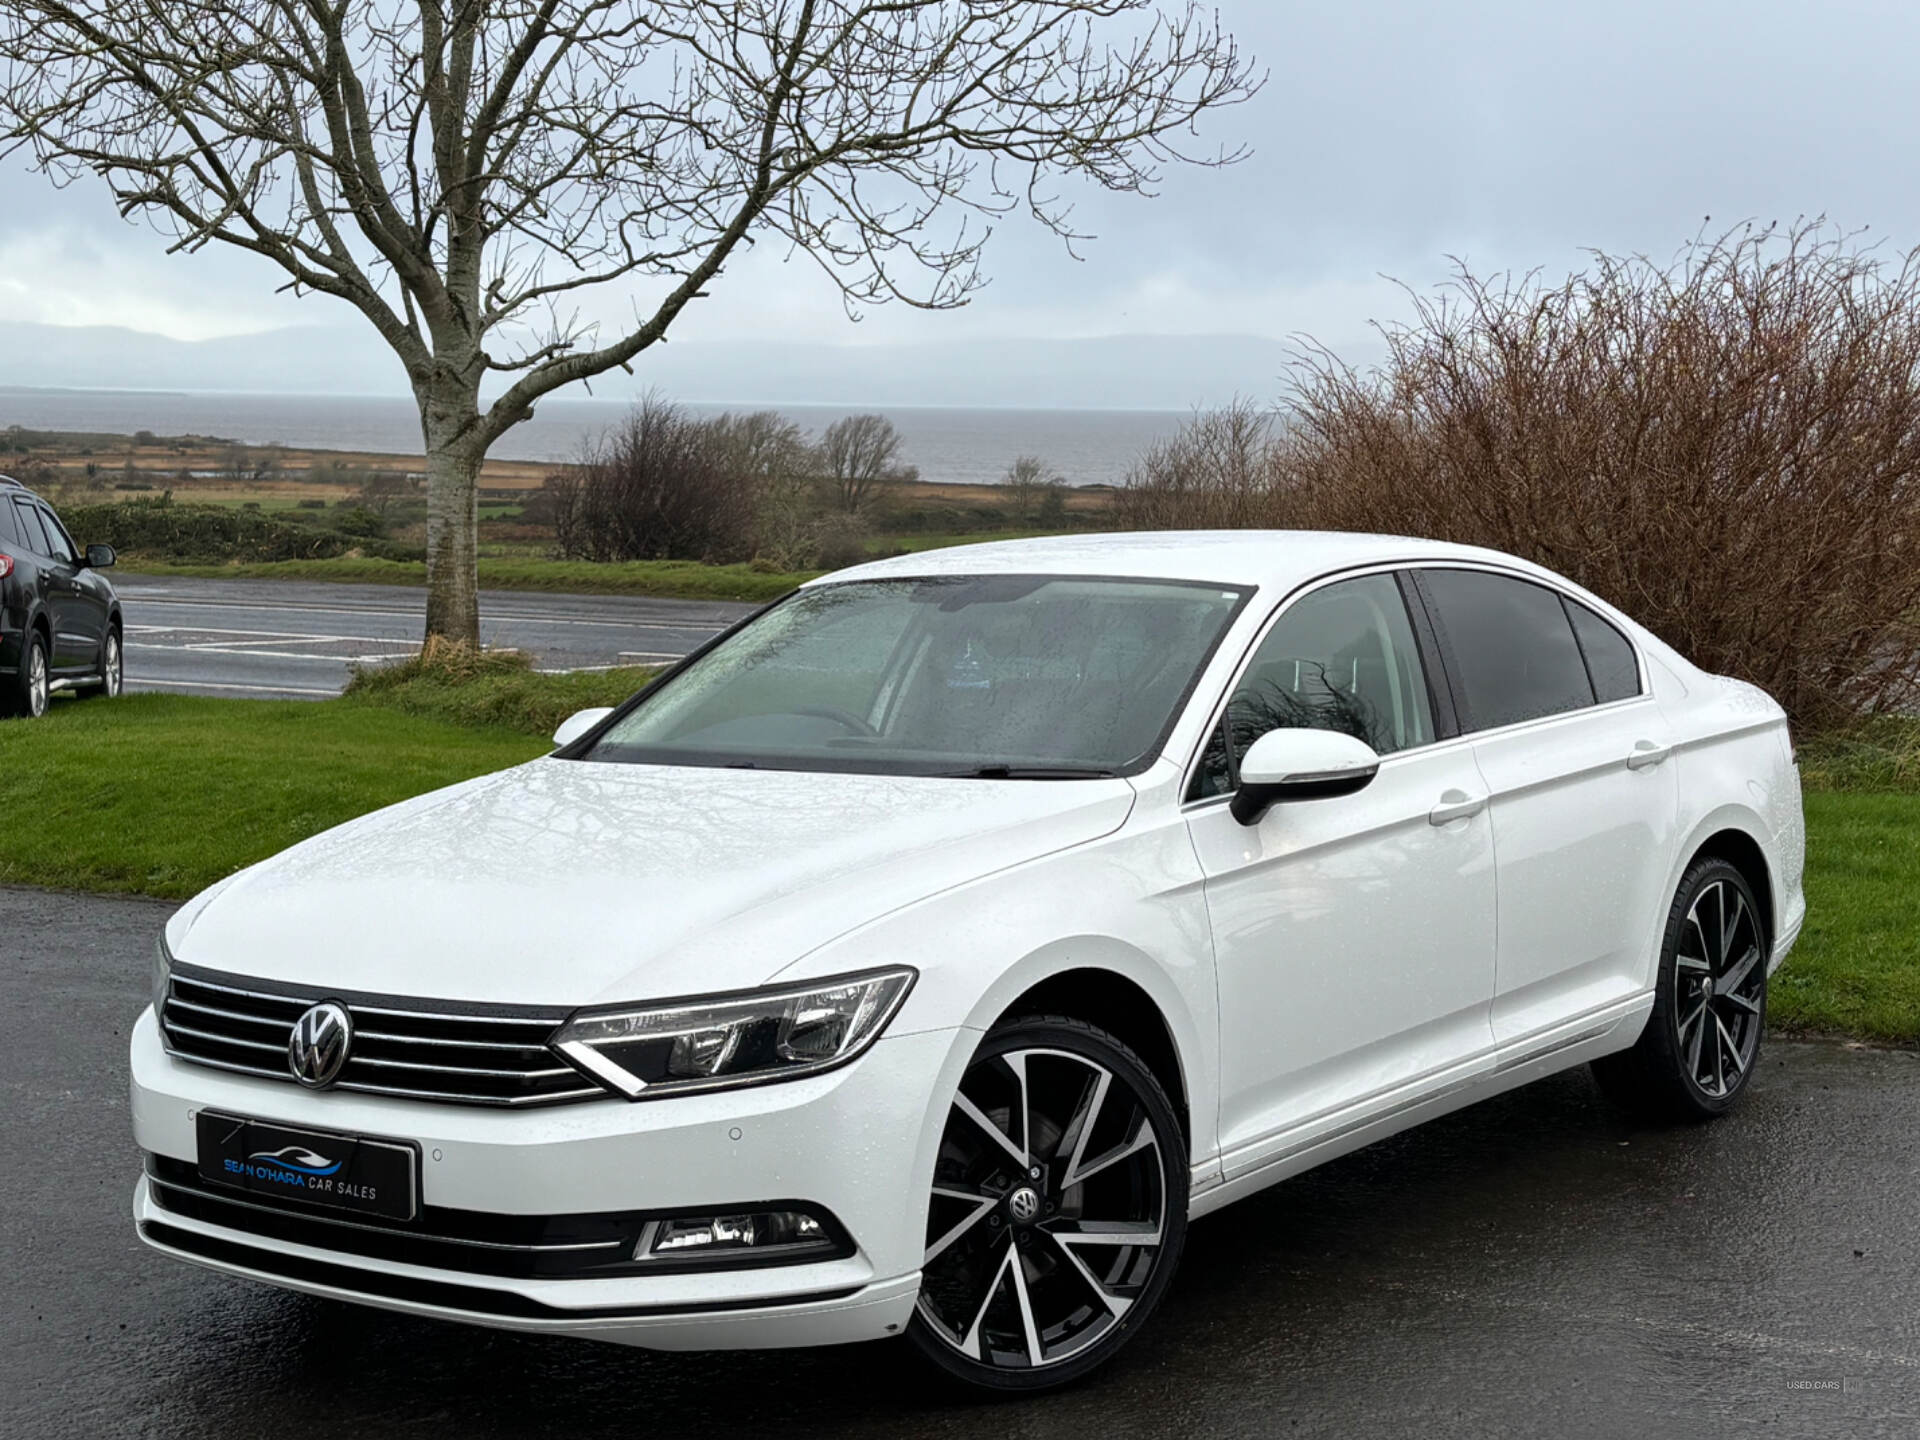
[
  {"x1": 34, "y1": 505, "x2": 78, "y2": 564},
  {"x1": 1416, "y1": 569, "x2": 1595, "y2": 732},
  {"x1": 1192, "y1": 574, "x2": 1435, "y2": 799},
  {"x1": 580, "y1": 575, "x2": 1248, "y2": 776}
]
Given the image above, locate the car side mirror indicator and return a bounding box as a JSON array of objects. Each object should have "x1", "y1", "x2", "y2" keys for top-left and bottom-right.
[
  {"x1": 1230, "y1": 728, "x2": 1382, "y2": 826},
  {"x1": 552, "y1": 706, "x2": 615, "y2": 749},
  {"x1": 85, "y1": 543, "x2": 117, "y2": 569}
]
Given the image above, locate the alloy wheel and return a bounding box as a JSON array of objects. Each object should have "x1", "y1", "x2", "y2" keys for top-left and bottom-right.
[
  {"x1": 27, "y1": 641, "x2": 48, "y2": 717},
  {"x1": 1672, "y1": 878, "x2": 1765, "y2": 1098},
  {"x1": 103, "y1": 632, "x2": 122, "y2": 697},
  {"x1": 916, "y1": 1043, "x2": 1172, "y2": 1373}
]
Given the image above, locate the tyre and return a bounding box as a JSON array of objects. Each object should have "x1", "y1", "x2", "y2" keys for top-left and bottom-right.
[
  {"x1": 3, "y1": 630, "x2": 50, "y2": 719},
  {"x1": 1592, "y1": 857, "x2": 1768, "y2": 1121},
  {"x1": 78, "y1": 626, "x2": 122, "y2": 700},
  {"x1": 907, "y1": 1015, "x2": 1188, "y2": 1392}
]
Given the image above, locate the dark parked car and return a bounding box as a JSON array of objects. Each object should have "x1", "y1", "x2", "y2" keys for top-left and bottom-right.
[{"x1": 0, "y1": 475, "x2": 122, "y2": 718}]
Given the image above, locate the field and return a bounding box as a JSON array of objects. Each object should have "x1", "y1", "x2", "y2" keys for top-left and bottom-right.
[
  {"x1": 117, "y1": 554, "x2": 818, "y2": 602},
  {"x1": 3, "y1": 423, "x2": 1111, "y2": 596}
]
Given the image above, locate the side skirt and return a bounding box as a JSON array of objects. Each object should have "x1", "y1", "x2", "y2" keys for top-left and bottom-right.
[{"x1": 1189, "y1": 994, "x2": 1654, "y2": 1222}]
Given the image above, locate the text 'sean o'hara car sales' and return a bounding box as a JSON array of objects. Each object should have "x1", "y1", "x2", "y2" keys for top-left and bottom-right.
[{"x1": 132, "y1": 531, "x2": 1805, "y2": 1393}]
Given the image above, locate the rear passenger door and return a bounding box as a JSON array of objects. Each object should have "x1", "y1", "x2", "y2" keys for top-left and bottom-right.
[
  {"x1": 1409, "y1": 568, "x2": 1680, "y2": 1050},
  {"x1": 24, "y1": 501, "x2": 100, "y2": 672}
]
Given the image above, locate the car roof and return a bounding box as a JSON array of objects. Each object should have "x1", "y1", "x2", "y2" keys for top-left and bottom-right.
[{"x1": 815, "y1": 529, "x2": 1558, "y2": 596}]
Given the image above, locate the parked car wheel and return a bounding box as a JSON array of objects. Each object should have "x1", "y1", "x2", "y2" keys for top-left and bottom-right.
[
  {"x1": 908, "y1": 1016, "x2": 1189, "y2": 1392},
  {"x1": 1592, "y1": 858, "x2": 1768, "y2": 1121},
  {"x1": 78, "y1": 626, "x2": 122, "y2": 700},
  {"x1": 4, "y1": 630, "x2": 50, "y2": 719}
]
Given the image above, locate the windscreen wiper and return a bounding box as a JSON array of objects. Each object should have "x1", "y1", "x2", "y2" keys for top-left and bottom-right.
[{"x1": 937, "y1": 764, "x2": 1121, "y2": 779}]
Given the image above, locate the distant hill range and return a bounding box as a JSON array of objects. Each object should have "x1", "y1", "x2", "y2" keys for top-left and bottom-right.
[{"x1": 0, "y1": 321, "x2": 1294, "y2": 411}]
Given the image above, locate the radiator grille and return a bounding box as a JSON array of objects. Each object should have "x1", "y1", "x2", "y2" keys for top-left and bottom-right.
[{"x1": 160, "y1": 965, "x2": 605, "y2": 1107}]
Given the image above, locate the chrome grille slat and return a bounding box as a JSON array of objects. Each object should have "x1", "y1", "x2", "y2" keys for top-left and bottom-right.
[
  {"x1": 350, "y1": 1002, "x2": 560, "y2": 1026},
  {"x1": 161, "y1": 966, "x2": 604, "y2": 1108},
  {"x1": 165, "y1": 996, "x2": 292, "y2": 1029},
  {"x1": 350, "y1": 1055, "x2": 578, "y2": 1081},
  {"x1": 352, "y1": 1028, "x2": 553, "y2": 1053},
  {"x1": 163, "y1": 1019, "x2": 285, "y2": 1055},
  {"x1": 335, "y1": 1079, "x2": 607, "y2": 1106},
  {"x1": 170, "y1": 975, "x2": 306, "y2": 1008}
]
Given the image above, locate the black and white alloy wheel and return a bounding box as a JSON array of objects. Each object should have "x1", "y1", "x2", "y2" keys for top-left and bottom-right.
[
  {"x1": 1593, "y1": 857, "x2": 1768, "y2": 1120},
  {"x1": 1672, "y1": 874, "x2": 1766, "y2": 1098},
  {"x1": 909, "y1": 1017, "x2": 1187, "y2": 1391}
]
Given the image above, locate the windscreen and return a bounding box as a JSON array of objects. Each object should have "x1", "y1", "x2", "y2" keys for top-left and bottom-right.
[{"x1": 578, "y1": 575, "x2": 1248, "y2": 776}]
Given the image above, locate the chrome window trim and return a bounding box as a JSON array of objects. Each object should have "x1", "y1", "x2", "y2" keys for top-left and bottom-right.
[{"x1": 1174, "y1": 557, "x2": 1655, "y2": 808}]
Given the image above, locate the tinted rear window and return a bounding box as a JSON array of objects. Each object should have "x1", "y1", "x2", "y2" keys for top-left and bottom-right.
[
  {"x1": 1417, "y1": 569, "x2": 1595, "y2": 732},
  {"x1": 0, "y1": 497, "x2": 17, "y2": 546},
  {"x1": 1563, "y1": 598, "x2": 1641, "y2": 704},
  {"x1": 11, "y1": 498, "x2": 51, "y2": 555}
]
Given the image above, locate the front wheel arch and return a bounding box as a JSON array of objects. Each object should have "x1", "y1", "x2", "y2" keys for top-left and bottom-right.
[{"x1": 995, "y1": 968, "x2": 1188, "y2": 1144}]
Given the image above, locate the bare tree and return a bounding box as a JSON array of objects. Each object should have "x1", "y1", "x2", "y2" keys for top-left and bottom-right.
[
  {"x1": 1002, "y1": 453, "x2": 1063, "y2": 521},
  {"x1": 0, "y1": 3, "x2": 1260, "y2": 642},
  {"x1": 823, "y1": 412, "x2": 914, "y2": 514}
]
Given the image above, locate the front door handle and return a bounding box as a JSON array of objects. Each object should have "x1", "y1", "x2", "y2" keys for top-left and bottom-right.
[
  {"x1": 1627, "y1": 740, "x2": 1672, "y2": 771},
  {"x1": 1428, "y1": 789, "x2": 1488, "y2": 826}
]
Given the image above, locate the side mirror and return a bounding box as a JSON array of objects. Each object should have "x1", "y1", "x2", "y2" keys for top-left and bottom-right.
[
  {"x1": 85, "y1": 543, "x2": 116, "y2": 569},
  {"x1": 1230, "y1": 728, "x2": 1382, "y2": 826},
  {"x1": 552, "y1": 706, "x2": 615, "y2": 749}
]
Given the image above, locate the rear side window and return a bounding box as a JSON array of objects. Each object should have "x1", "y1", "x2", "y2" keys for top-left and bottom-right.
[
  {"x1": 1563, "y1": 598, "x2": 1641, "y2": 703},
  {"x1": 1415, "y1": 569, "x2": 1594, "y2": 732},
  {"x1": 11, "y1": 498, "x2": 52, "y2": 555},
  {"x1": 0, "y1": 497, "x2": 17, "y2": 546}
]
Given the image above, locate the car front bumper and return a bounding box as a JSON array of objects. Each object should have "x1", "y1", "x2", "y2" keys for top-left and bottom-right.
[{"x1": 129, "y1": 1006, "x2": 968, "y2": 1349}]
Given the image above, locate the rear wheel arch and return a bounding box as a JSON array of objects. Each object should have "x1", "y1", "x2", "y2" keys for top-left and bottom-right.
[{"x1": 1686, "y1": 827, "x2": 1775, "y2": 952}]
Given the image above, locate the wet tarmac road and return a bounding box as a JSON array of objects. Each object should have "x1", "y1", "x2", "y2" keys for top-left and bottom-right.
[
  {"x1": 5, "y1": 885, "x2": 1918, "y2": 1439},
  {"x1": 109, "y1": 574, "x2": 752, "y2": 700}
]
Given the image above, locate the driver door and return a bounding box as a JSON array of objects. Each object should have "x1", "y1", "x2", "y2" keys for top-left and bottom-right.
[{"x1": 1184, "y1": 571, "x2": 1498, "y2": 1179}]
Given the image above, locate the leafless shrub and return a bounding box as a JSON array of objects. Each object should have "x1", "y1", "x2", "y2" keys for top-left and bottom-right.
[
  {"x1": 546, "y1": 398, "x2": 762, "y2": 563},
  {"x1": 1111, "y1": 398, "x2": 1286, "y2": 531},
  {"x1": 1002, "y1": 455, "x2": 1068, "y2": 524},
  {"x1": 824, "y1": 415, "x2": 917, "y2": 515},
  {"x1": 353, "y1": 470, "x2": 425, "y2": 516},
  {"x1": 1120, "y1": 226, "x2": 1920, "y2": 728}
]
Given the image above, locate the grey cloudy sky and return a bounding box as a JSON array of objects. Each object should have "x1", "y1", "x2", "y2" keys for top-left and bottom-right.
[{"x1": 2, "y1": 0, "x2": 1917, "y2": 374}]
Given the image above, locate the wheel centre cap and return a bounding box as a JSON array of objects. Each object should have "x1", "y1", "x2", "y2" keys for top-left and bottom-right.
[{"x1": 1007, "y1": 1185, "x2": 1042, "y2": 1225}]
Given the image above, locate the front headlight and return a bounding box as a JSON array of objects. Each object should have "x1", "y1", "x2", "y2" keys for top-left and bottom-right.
[
  {"x1": 552, "y1": 968, "x2": 916, "y2": 1100},
  {"x1": 152, "y1": 934, "x2": 173, "y2": 1023}
]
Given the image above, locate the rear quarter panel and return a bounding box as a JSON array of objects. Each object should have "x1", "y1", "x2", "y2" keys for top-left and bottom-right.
[{"x1": 1650, "y1": 654, "x2": 1806, "y2": 974}]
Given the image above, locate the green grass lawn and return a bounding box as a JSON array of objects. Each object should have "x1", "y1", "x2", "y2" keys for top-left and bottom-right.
[
  {"x1": 1, "y1": 684, "x2": 1914, "y2": 1044},
  {"x1": 117, "y1": 528, "x2": 1100, "y2": 598},
  {"x1": 120, "y1": 554, "x2": 820, "y2": 602},
  {"x1": 1768, "y1": 790, "x2": 1920, "y2": 1043},
  {"x1": 0, "y1": 694, "x2": 549, "y2": 897}
]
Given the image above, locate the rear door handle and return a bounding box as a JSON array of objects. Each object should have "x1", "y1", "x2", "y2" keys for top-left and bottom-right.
[
  {"x1": 1428, "y1": 789, "x2": 1488, "y2": 825},
  {"x1": 1627, "y1": 740, "x2": 1672, "y2": 771}
]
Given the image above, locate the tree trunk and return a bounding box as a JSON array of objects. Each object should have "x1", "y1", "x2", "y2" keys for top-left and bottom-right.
[{"x1": 423, "y1": 436, "x2": 483, "y2": 645}]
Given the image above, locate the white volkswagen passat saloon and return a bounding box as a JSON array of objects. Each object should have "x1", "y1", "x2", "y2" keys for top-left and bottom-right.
[{"x1": 132, "y1": 532, "x2": 1805, "y2": 1391}]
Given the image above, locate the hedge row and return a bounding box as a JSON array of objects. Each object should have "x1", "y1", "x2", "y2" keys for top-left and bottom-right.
[{"x1": 62, "y1": 498, "x2": 423, "y2": 564}]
